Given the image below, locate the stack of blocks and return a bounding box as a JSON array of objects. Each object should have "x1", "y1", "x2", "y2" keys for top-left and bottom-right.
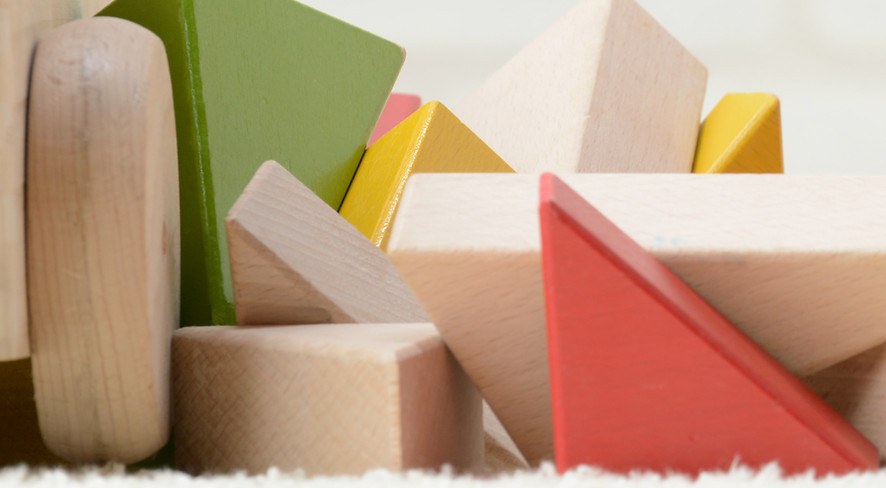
[{"x1": 1, "y1": 0, "x2": 884, "y2": 478}]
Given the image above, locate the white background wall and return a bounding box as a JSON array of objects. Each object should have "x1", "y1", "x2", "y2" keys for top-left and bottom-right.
[{"x1": 300, "y1": 0, "x2": 886, "y2": 174}]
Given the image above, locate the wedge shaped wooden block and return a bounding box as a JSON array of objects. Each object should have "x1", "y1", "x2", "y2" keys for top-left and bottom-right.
[
  {"x1": 173, "y1": 324, "x2": 483, "y2": 475},
  {"x1": 455, "y1": 0, "x2": 706, "y2": 174},
  {"x1": 368, "y1": 93, "x2": 422, "y2": 146},
  {"x1": 226, "y1": 161, "x2": 427, "y2": 325},
  {"x1": 341, "y1": 102, "x2": 515, "y2": 250},
  {"x1": 540, "y1": 174, "x2": 876, "y2": 475},
  {"x1": 98, "y1": 0, "x2": 404, "y2": 326},
  {"x1": 693, "y1": 93, "x2": 783, "y2": 173},
  {"x1": 388, "y1": 173, "x2": 886, "y2": 464},
  {"x1": 27, "y1": 17, "x2": 179, "y2": 463}
]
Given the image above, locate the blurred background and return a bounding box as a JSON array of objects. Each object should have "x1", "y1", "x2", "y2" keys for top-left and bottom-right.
[{"x1": 300, "y1": 0, "x2": 886, "y2": 174}]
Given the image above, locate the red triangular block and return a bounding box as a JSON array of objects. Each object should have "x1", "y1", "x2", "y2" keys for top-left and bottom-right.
[{"x1": 539, "y1": 173, "x2": 877, "y2": 476}]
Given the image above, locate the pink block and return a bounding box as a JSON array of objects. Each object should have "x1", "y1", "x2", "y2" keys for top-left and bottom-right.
[{"x1": 368, "y1": 93, "x2": 422, "y2": 146}]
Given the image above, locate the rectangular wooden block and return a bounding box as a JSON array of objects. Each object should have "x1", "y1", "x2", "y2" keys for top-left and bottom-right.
[
  {"x1": 173, "y1": 324, "x2": 483, "y2": 475},
  {"x1": 99, "y1": 0, "x2": 404, "y2": 326},
  {"x1": 387, "y1": 173, "x2": 886, "y2": 464}
]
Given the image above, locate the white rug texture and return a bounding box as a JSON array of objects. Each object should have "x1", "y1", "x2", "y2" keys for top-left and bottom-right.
[{"x1": 3, "y1": 463, "x2": 886, "y2": 488}]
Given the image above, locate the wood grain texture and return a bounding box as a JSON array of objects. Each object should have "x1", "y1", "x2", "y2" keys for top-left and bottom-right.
[
  {"x1": 693, "y1": 93, "x2": 783, "y2": 174},
  {"x1": 368, "y1": 93, "x2": 422, "y2": 147},
  {"x1": 98, "y1": 0, "x2": 404, "y2": 327},
  {"x1": 226, "y1": 160, "x2": 427, "y2": 326},
  {"x1": 27, "y1": 17, "x2": 179, "y2": 463},
  {"x1": 454, "y1": 0, "x2": 706, "y2": 174},
  {"x1": 173, "y1": 324, "x2": 482, "y2": 475},
  {"x1": 804, "y1": 343, "x2": 886, "y2": 463},
  {"x1": 340, "y1": 102, "x2": 514, "y2": 250},
  {"x1": 387, "y1": 173, "x2": 886, "y2": 464},
  {"x1": 540, "y1": 174, "x2": 876, "y2": 475}
]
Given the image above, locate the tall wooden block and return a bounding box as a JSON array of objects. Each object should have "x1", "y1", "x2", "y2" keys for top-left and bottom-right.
[
  {"x1": 368, "y1": 93, "x2": 422, "y2": 146},
  {"x1": 98, "y1": 0, "x2": 405, "y2": 326},
  {"x1": 173, "y1": 324, "x2": 483, "y2": 475},
  {"x1": 540, "y1": 174, "x2": 876, "y2": 475},
  {"x1": 387, "y1": 173, "x2": 886, "y2": 464},
  {"x1": 340, "y1": 102, "x2": 514, "y2": 250},
  {"x1": 27, "y1": 18, "x2": 179, "y2": 463},
  {"x1": 693, "y1": 93, "x2": 783, "y2": 173},
  {"x1": 455, "y1": 0, "x2": 706, "y2": 174}
]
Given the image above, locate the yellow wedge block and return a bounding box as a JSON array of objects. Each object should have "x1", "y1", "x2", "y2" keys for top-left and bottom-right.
[
  {"x1": 340, "y1": 102, "x2": 514, "y2": 250},
  {"x1": 693, "y1": 93, "x2": 783, "y2": 174}
]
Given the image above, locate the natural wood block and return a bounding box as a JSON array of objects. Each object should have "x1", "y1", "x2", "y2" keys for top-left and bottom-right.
[
  {"x1": 368, "y1": 93, "x2": 422, "y2": 147},
  {"x1": 340, "y1": 102, "x2": 514, "y2": 250},
  {"x1": 98, "y1": 0, "x2": 404, "y2": 326},
  {"x1": 173, "y1": 324, "x2": 483, "y2": 475},
  {"x1": 693, "y1": 93, "x2": 784, "y2": 174},
  {"x1": 387, "y1": 173, "x2": 886, "y2": 464},
  {"x1": 482, "y1": 402, "x2": 529, "y2": 471},
  {"x1": 540, "y1": 174, "x2": 876, "y2": 475},
  {"x1": 454, "y1": 0, "x2": 706, "y2": 174},
  {"x1": 27, "y1": 17, "x2": 179, "y2": 463},
  {"x1": 226, "y1": 160, "x2": 427, "y2": 325},
  {"x1": 804, "y1": 343, "x2": 886, "y2": 463}
]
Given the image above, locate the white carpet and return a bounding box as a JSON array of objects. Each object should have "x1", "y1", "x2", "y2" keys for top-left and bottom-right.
[{"x1": 3, "y1": 463, "x2": 886, "y2": 488}]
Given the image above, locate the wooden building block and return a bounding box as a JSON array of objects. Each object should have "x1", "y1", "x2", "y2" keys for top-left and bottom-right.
[
  {"x1": 387, "y1": 173, "x2": 886, "y2": 464},
  {"x1": 482, "y1": 402, "x2": 529, "y2": 471},
  {"x1": 226, "y1": 160, "x2": 427, "y2": 325},
  {"x1": 98, "y1": 0, "x2": 404, "y2": 326},
  {"x1": 173, "y1": 324, "x2": 483, "y2": 475},
  {"x1": 540, "y1": 174, "x2": 876, "y2": 475},
  {"x1": 804, "y1": 343, "x2": 886, "y2": 463},
  {"x1": 454, "y1": 0, "x2": 706, "y2": 174},
  {"x1": 27, "y1": 17, "x2": 179, "y2": 463},
  {"x1": 340, "y1": 102, "x2": 514, "y2": 250},
  {"x1": 693, "y1": 93, "x2": 783, "y2": 173},
  {"x1": 368, "y1": 93, "x2": 422, "y2": 146}
]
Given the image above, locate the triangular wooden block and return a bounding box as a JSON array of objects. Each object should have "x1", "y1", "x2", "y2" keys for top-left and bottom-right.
[
  {"x1": 693, "y1": 93, "x2": 783, "y2": 173},
  {"x1": 341, "y1": 101, "x2": 514, "y2": 250},
  {"x1": 540, "y1": 174, "x2": 876, "y2": 475},
  {"x1": 99, "y1": 0, "x2": 404, "y2": 326},
  {"x1": 226, "y1": 161, "x2": 427, "y2": 326},
  {"x1": 368, "y1": 93, "x2": 422, "y2": 147},
  {"x1": 455, "y1": 0, "x2": 706, "y2": 174}
]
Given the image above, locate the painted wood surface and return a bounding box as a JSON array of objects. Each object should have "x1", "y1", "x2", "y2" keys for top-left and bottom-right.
[
  {"x1": 387, "y1": 173, "x2": 886, "y2": 464},
  {"x1": 173, "y1": 324, "x2": 482, "y2": 475},
  {"x1": 454, "y1": 0, "x2": 706, "y2": 174},
  {"x1": 226, "y1": 161, "x2": 427, "y2": 325},
  {"x1": 98, "y1": 0, "x2": 404, "y2": 326},
  {"x1": 368, "y1": 93, "x2": 422, "y2": 146},
  {"x1": 540, "y1": 174, "x2": 876, "y2": 475},
  {"x1": 693, "y1": 93, "x2": 783, "y2": 173},
  {"x1": 27, "y1": 17, "x2": 179, "y2": 463},
  {"x1": 341, "y1": 102, "x2": 514, "y2": 250}
]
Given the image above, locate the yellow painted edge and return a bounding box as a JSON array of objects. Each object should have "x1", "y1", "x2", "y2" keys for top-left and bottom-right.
[{"x1": 693, "y1": 93, "x2": 782, "y2": 174}]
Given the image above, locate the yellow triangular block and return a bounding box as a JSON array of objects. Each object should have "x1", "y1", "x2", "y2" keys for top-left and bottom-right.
[{"x1": 693, "y1": 93, "x2": 783, "y2": 174}]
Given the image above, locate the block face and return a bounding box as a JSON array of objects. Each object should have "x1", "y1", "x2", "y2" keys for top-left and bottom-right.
[
  {"x1": 540, "y1": 174, "x2": 876, "y2": 475},
  {"x1": 26, "y1": 17, "x2": 179, "y2": 463},
  {"x1": 368, "y1": 93, "x2": 422, "y2": 146},
  {"x1": 693, "y1": 93, "x2": 783, "y2": 173},
  {"x1": 455, "y1": 0, "x2": 706, "y2": 174},
  {"x1": 99, "y1": 0, "x2": 404, "y2": 326},
  {"x1": 340, "y1": 102, "x2": 514, "y2": 249}
]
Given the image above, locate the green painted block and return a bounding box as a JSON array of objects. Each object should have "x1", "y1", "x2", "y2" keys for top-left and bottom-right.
[{"x1": 98, "y1": 0, "x2": 404, "y2": 326}]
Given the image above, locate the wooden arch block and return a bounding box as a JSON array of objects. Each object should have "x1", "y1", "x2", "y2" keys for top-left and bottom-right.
[
  {"x1": 226, "y1": 161, "x2": 427, "y2": 325},
  {"x1": 27, "y1": 17, "x2": 179, "y2": 463},
  {"x1": 172, "y1": 324, "x2": 483, "y2": 475},
  {"x1": 99, "y1": 0, "x2": 405, "y2": 326},
  {"x1": 340, "y1": 102, "x2": 514, "y2": 250},
  {"x1": 540, "y1": 174, "x2": 876, "y2": 475},
  {"x1": 455, "y1": 0, "x2": 706, "y2": 174},
  {"x1": 387, "y1": 173, "x2": 886, "y2": 465},
  {"x1": 368, "y1": 93, "x2": 422, "y2": 146},
  {"x1": 693, "y1": 93, "x2": 783, "y2": 173}
]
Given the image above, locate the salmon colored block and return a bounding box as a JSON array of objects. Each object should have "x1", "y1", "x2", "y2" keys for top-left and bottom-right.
[
  {"x1": 341, "y1": 102, "x2": 514, "y2": 250},
  {"x1": 540, "y1": 174, "x2": 877, "y2": 475},
  {"x1": 368, "y1": 93, "x2": 422, "y2": 146},
  {"x1": 693, "y1": 93, "x2": 783, "y2": 173}
]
